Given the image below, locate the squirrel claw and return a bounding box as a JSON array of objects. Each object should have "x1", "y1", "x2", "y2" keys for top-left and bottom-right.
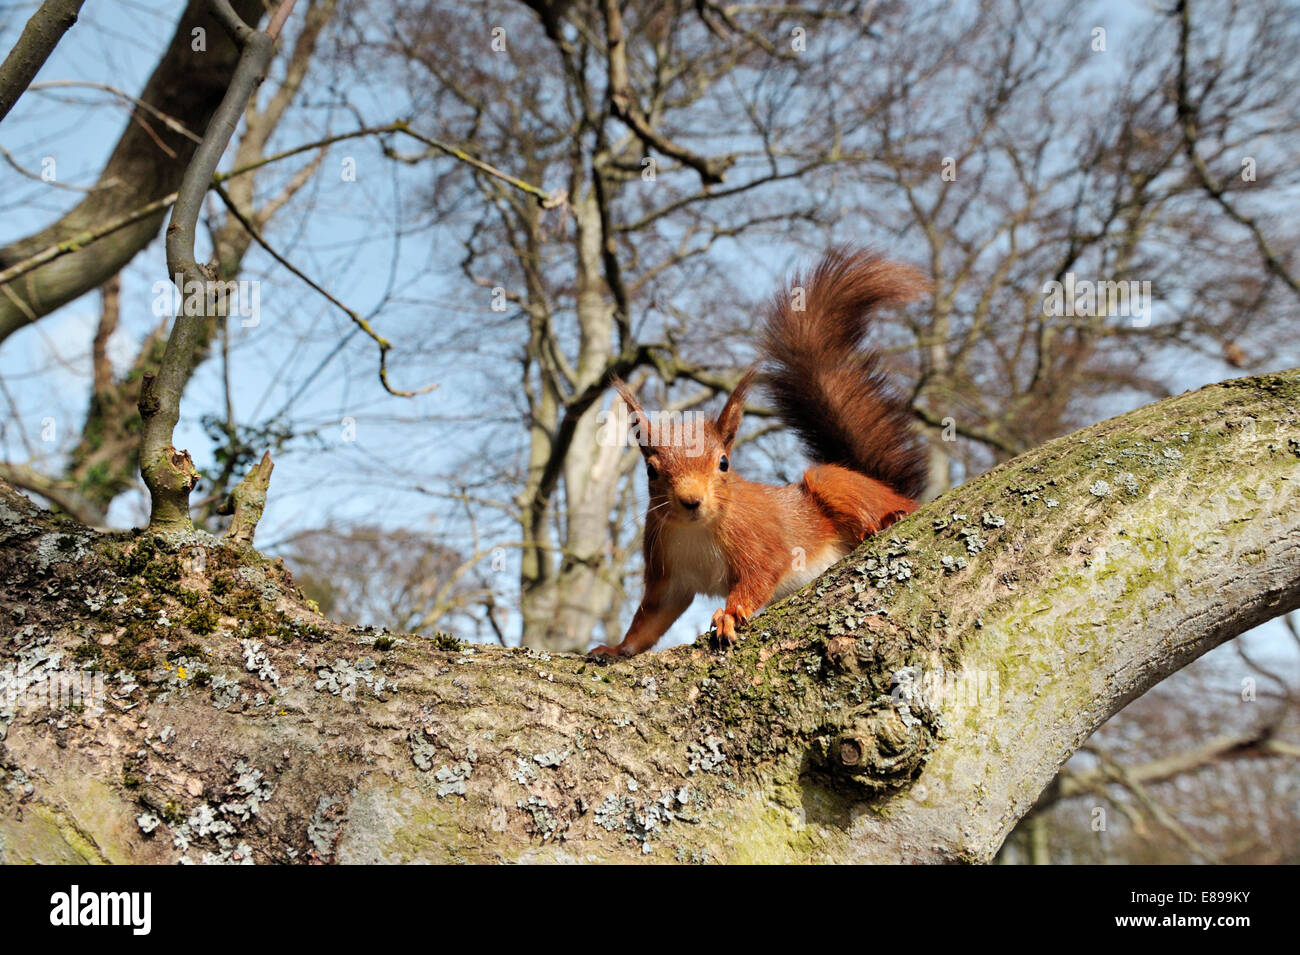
[
  {"x1": 710, "y1": 609, "x2": 739, "y2": 648},
  {"x1": 587, "y1": 644, "x2": 622, "y2": 665}
]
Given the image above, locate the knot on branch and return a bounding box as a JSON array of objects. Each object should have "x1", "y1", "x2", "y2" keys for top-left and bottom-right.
[
  {"x1": 808, "y1": 629, "x2": 946, "y2": 793},
  {"x1": 168, "y1": 449, "x2": 200, "y2": 493},
  {"x1": 820, "y1": 705, "x2": 934, "y2": 793}
]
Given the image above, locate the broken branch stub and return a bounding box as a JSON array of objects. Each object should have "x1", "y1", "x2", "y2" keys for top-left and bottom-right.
[{"x1": 221, "y1": 450, "x2": 274, "y2": 545}]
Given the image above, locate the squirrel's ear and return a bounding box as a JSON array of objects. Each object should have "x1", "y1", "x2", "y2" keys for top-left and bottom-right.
[
  {"x1": 714, "y1": 367, "x2": 756, "y2": 450},
  {"x1": 612, "y1": 378, "x2": 654, "y2": 458}
]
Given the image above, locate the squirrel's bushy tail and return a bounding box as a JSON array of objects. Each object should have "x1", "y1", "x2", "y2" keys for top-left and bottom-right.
[{"x1": 760, "y1": 247, "x2": 930, "y2": 500}]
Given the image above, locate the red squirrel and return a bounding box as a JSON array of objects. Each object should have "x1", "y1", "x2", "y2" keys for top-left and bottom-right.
[{"x1": 588, "y1": 248, "x2": 930, "y2": 660}]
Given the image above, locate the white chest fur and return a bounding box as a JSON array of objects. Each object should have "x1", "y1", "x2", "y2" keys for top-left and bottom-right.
[{"x1": 662, "y1": 522, "x2": 730, "y2": 598}]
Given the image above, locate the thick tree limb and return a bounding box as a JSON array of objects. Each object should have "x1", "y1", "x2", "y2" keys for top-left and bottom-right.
[{"x1": 0, "y1": 370, "x2": 1296, "y2": 863}]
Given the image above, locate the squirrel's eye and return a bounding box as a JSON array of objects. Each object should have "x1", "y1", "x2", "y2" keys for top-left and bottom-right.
[
  {"x1": 719, "y1": 454, "x2": 729, "y2": 473},
  {"x1": 646, "y1": 462, "x2": 659, "y2": 481}
]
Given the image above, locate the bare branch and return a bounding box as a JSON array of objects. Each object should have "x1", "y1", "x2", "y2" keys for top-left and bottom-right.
[
  {"x1": 600, "y1": 0, "x2": 735, "y2": 186},
  {"x1": 0, "y1": 0, "x2": 268, "y2": 342},
  {"x1": 138, "y1": 0, "x2": 289, "y2": 533},
  {"x1": 0, "y1": 0, "x2": 85, "y2": 122},
  {"x1": 1174, "y1": 0, "x2": 1300, "y2": 299},
  {"x1": 0, "y1": 461, "x2": 103, "y2": 526}
]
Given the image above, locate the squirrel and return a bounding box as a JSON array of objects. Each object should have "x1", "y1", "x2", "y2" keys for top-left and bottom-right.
[{"x1": 588, "y1": 248, "x2": 930, "y2": 660}]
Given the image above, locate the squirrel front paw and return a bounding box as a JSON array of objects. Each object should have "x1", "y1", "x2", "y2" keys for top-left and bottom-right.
[
  {"x1": 587, "y1": 644, "x2": 627, "y2": 665},
  {"x1": 710, "y1": 608, "x2": 740, "y2": 647}
]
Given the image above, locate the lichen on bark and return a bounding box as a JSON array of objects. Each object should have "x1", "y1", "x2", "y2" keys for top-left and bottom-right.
[{"x1": 0, "y1": 370, "x2": 1297, "y2": 863}]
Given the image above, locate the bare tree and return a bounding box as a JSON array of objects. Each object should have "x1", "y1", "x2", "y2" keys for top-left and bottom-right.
[
  {"x1": 0, "y1": 0, "x2": 339, "y2": 527},
  {"x1": 337, "y1": 0, "x2": 1300, "y2": 653},
  {"x1": 1, "y1": 0, "x2": 1297, "y2": 864},
  {"x1": 280, "y1": 524, "x2": 495, "y2": 636}
]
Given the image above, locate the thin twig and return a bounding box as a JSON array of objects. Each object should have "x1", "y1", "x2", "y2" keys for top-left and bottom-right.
[
  {"x1": 212, "y1": 181, "x2": 436, "y2": 398},
  {"x1": 1174, "y1": 0, "x2": 1300, "y2": 299},
  {"x1": 0, "y1": 123, "x2": 558, "y2": 289}
]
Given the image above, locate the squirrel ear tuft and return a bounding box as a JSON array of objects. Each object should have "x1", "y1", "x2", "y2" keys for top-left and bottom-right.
[
  {"x1": 612, "y1": 378, "x2": 642, "y2": 418},
  {"x1": 612, "y1": 378, "x2": 654, "y2": 458},
  {"x1": 715, "y1": 367, "x2": 757, "y2": 449}
]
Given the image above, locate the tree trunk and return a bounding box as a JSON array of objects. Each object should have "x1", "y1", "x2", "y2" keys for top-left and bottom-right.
[
  {"x1": 518, "y1": 189, "x2": 624, "y2": 652},
  {"x1": 1, "y1": 371, "x2": 1296, "y2": 863}
]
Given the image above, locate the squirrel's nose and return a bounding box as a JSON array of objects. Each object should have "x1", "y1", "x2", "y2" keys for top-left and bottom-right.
[{"x1": 679, "y1": 496, "x2": 702, "y2": 511}]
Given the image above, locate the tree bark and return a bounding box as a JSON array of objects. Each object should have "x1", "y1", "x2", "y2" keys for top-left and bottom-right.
[{"x1": 0, "y1": 370, "x2": 1296, "y2": 863}]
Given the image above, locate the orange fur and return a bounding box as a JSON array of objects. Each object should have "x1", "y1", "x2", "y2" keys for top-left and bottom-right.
[{"x1": 590, "y1": 249, "x2": 929, "y2": 659}]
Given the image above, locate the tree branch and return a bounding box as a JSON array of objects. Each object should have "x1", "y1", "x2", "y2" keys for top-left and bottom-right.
[
  {"x1": 1174, "y1": 0, "x2": 1300, "y2": 299},
  {"x1": 0, "y1": 461, "x2": 103, "y2": 526},
  {"x1": 0, "y1": 122, "x2": 560, "y2": 291},
  {"x1": 0, "y1": 0, "x2": 85, "y2": 122},
  {"x1": 1, "y1": 369, "x2": 1296, "y2": 862},
  {"x1": 600, "y1": 0, "x2": 734, "y2": 186},
  {"x1": 1034, "y1": 724, "x2": 1291, "y2": 815},
  {"x1": 218, "y1": 450, "x2": 274, "y2": 544},
  {"x1": 0, "y1": 0, "x2": 267, "y2": 342},
  {"x1": 137, "y1": 0, "x2": 287, "y2": 533},
  {"x1": 210, "y1": 182, "x2": 437, "y2": 398}
]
